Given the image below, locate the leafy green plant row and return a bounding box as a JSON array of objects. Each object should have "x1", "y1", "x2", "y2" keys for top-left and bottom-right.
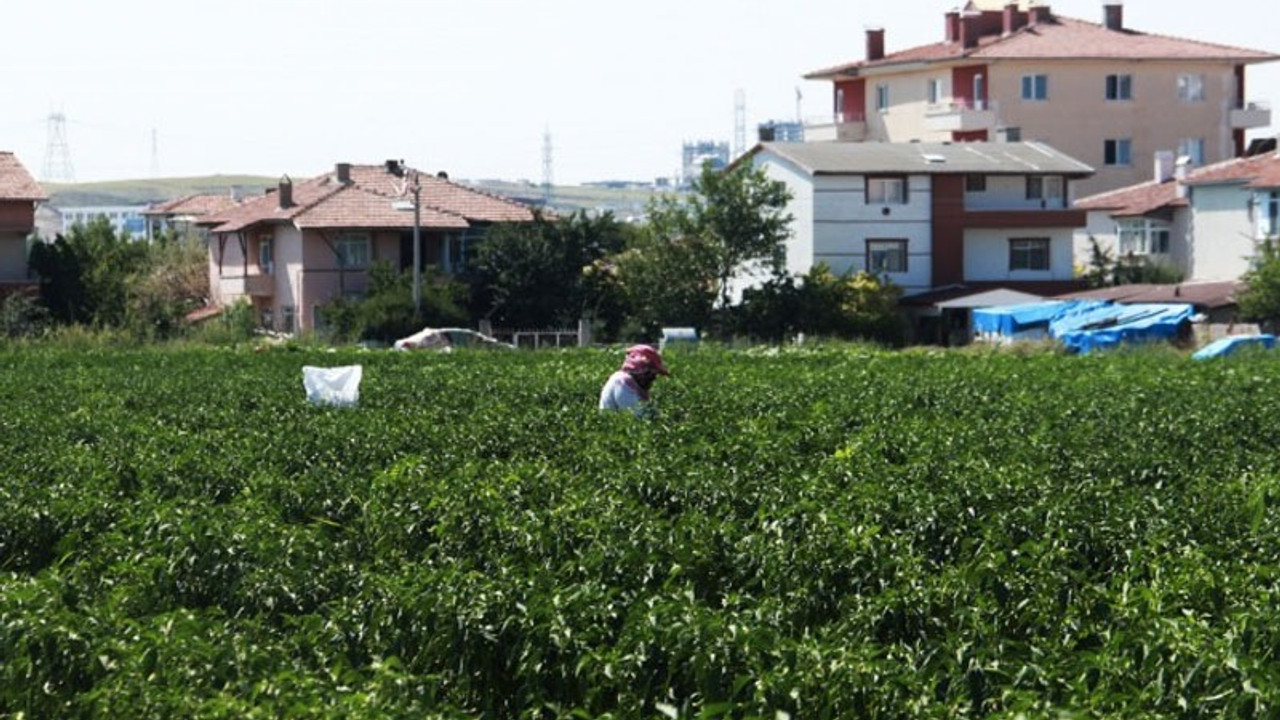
[{"x1": 3, "y1": 345, "x2": 1280, "y2": 718}]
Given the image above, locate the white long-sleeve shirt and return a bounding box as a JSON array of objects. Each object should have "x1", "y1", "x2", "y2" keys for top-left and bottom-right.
[{"x1": 598, "y1": 370, "x2": 650, "y2": 418}]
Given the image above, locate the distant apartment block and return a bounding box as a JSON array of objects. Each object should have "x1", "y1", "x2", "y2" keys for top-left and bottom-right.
[
  {"x1": 758, "y1": 121, "x2": 805, "y2": 143},
  {"x1": 803, "y1": 1, "x2": 1278, "y2": 198},
  {"x1": 682, "y1": 140, "x2": 730, "y2": 186},
  {"x1": 58, "y1": 205, "x2": 149, "y2": 239}
]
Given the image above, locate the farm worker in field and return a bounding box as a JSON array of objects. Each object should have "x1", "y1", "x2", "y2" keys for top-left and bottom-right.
[{"x1": 599, "y1": 344, "x2": 669, "y2": 418}]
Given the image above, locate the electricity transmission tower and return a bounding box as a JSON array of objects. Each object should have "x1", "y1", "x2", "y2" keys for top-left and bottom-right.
[
  {"x1": 541, "y1": 126, "x2": 553, "y2": 205},
  {"x1": 733, "y1": 89, "x2": 746, "y2": 160},
  {"x1": 42, "y1": 112, "x2": 75, "y2": 183}
]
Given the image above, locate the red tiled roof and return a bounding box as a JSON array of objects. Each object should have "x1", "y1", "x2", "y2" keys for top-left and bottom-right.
[
  {"x1": 294, "y1": 184, "x2": 469, "y2": 230},
  {"x1": 146, "y1": 193, "x2": 246, "y2": 217},
  {"x1": 1182, "y1": 152, "x2": 1280, "y2": 189},
  {"x1": 204, "y1": 163, "x2": 535, "y2": 234},
  {"x1": 0, "y1": 152, "x2": 47, "y2": 201},
  {"x1": 806, "y1": 13, "x2": 1277, "y2": 78},
  {"x1": 1077, "y1": 152, "x2": 1280, "y2": 217},
  {"x1": 1074, "y1": 179, "x2": 1186, "y2": 216}
]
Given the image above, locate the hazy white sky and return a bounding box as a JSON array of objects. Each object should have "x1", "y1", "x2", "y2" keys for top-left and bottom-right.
[{"x1": 1, "y1": 0, "x2": 1276, "y2": 185}]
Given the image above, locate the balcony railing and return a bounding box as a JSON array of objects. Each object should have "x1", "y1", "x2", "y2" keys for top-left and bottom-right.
[
  {"x1": 803, "y1": 112, "x2": 867, "y2": 142},
  {"x1": 925, "y1": 99, "x2": 997, "y2": 133},
  {"x1": 218, "y1": 273, "x2": 274, "y2": 298},
  {"x1": 1231, "y1": 100, "x2": 1271, "y2": 130}
]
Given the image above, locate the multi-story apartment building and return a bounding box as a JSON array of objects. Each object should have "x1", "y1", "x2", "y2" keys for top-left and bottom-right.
[
  {"x1": 744, "y1": 140, "x2": 1093, "y2": 295},
  {"x1": 803, "y1": 1, "x2": 1277, "y2": 198}
]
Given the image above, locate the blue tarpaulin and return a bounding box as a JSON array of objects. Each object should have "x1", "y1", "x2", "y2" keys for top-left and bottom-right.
[
  {"x1": 972, "y1": 300, "x2": 1195, "y2": 354},
  {"x1": 1192, "y1": 334, "x2": 1276, "y2": 360},
  {"x1": 972, "y1": 301, "x2": 1073, "y2": 338}
]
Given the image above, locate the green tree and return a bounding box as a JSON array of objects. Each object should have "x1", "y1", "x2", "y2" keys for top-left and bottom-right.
[
  {"x1": 465, "y1": 211, "x2": 629, "y2": 328},
  {"x1": 127, "y1": 233, "x2": 210, "y2": 339},
  {"x1": 321, "y1": 261, "x2": 468, "y2": 344},
  {"x1": 608, "y1": 230, "x2": 718, "y2": 339},
  {"x1": 1238, "y1": 240, "x2": 1280, "y2": 330},
  {"x1": 736, "y1": 263, "x2": 905, "y2": 344},
  {"x1": 644, "y1": 163, "x2": 793, "y2": 336},
  {"x1": 29, "y1": 217, "x2": 151, "y2": 327}
]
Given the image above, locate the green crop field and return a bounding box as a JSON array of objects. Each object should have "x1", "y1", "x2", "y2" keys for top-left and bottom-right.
[{"x1": 3, "y1": 344, "x2": 1280, "y2": 718}]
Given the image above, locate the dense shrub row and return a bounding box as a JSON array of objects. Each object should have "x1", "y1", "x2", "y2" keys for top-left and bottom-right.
[{"x1": 3, "y1": 345, "x2": 1280, "y2": 718}]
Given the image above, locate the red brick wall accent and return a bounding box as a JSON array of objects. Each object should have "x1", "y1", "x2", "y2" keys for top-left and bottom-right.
[{"x1": 932, "y1": 175, "x2": 966, "y2": 287}]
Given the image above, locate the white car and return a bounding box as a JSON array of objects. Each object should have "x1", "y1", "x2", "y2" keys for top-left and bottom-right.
[{"x1": 393, "y1": 327, "x2": 516, "y2": 351}]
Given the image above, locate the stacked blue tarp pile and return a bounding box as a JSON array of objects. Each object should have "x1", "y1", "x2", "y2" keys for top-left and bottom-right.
[
  {"x1": 1054, "y1": 303, "x2": 1194, "y2": 354},
  {"x1": 972, "y1": 300, "x2": 1195, "y2": 353},
  {"x1": 1191, "y1": 334, "x2": 1277, "y2": 360},
  {"x1": 972, "y1": 301, "x2": 1074, "y2": 343}
]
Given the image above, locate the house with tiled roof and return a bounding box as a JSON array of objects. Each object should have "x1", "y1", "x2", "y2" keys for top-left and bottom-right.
[
  {"x1": 1076, "y1": 146, "x2": 1280, "y2": 282},
  {"x1": 803, "y1": 2, "x2": 1278, "y2": 198},
  {"x1": 0, "y1": 152, "x2": 47, "y2": 295},
  {"x1": 202, "y1": 160, "x2": 537, "y2": 332},
  {"x1": 144, "y1": 192, "x2": 250, "y2": 241}
]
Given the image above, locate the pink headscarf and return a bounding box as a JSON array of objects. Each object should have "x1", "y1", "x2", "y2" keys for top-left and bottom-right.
[{"x1": 621, "y1": 344, "x2": 669, "y2": 376}]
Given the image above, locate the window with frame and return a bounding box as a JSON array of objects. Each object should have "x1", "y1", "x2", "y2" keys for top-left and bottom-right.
[
  {"x1": 1021, "y1": 74, "x2": 1048, "y2": 100},
  {"x1": 1009, "y1": 237, "x2": 1051, "y2": 271},
  {"x1": 927, "y1": 78, "x2": 942, "y2": 106},
  {"x1": 965, "y1": 174, "x2": 987, "y2": 193},
  {"x1": 1025, "y1": 175, "x2": 1064, "y2": 201},
  {"x1": 1177, "y1": 74, "x2": 1205, "y2": 102},
  {"x1": 258, "y1": 235, "x2": 274, "y2": 273},
  {"x1": 335, "y1": 234, "x2": 371, "y2": 268},
  {"x1": 867, "y1": 239, "x2": 908, "y2": 273},
  {"x1": 875, "y1": 83, "x2": 890, "y2": 112},
  {"x1": 1118, "y1": 219, "x2": 1171, "y2": 255},
  {"x1": 1259, "y1": 190, "x2": 1280, "y2": 238},
  {"x1": 1105, "y1": 73, "x2": 1133, "y2": 100},
  {"x1": 1178, "y1": 137, "x2": 1205, "y2": 166},
  {"x1": 1104, "y1": 138, "x2": 1132, "y2": 166},
  {"x1": 866, "y1": 176, "x2": 907, "y2": 204}
]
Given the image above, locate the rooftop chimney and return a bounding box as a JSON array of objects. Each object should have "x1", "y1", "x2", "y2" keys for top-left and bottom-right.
[
  {"x1": 1154, "y1": 150, "x2": 1175, "y2": 182},
  {"x1": 1103, "y1": 3, "x2": 1123, "y2": 30},
  {"x1": 945, "y1": 10, "x2": 960, "y2": 42},
  {"x1": 335, "y1": 162, "x2": 351, "y2": 184},
  {"x1": 866, "y1": 27, "x2": 885, "y2": 61},
  {"x1": 385, "y1": 159, "x2": 404, "y2": 177},
  {"x1": 1175, "y1": 156, "x2": 1192, "y2": 198},
  {"x1": 1028, "y1": 4, "x2": 1051, "y2": 26},
  {"x1": 959, "y1": 12, "x2": 980, "y2": 49},
  {"x1": 277, "y1": 175, "x2": 293, "y2": 209},
  {"x1": 1003, "y1": 2, "x2": 1024, "y2": 35}
]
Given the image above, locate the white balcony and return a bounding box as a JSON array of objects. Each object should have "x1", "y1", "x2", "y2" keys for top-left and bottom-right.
[
  {"x1": 803, "y1": 112, "x2": 868, "y2": 142},
  {"x1": 925, "y1": 99, "x2": 997, "y2": 133},
  {"x1": 218, "y1": 273, "x2": 274, "y2": 298},
  {"x1": 1231, "y1": 100, "x2": 1271, "y2": 130}
]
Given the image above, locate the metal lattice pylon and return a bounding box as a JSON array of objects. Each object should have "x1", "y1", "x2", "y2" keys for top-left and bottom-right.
[{"x1": 42, "y1": 112, "x2": 75, "y2": 183}]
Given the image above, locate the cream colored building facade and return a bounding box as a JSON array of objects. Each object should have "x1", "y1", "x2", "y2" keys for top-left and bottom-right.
[{"x1": 805, "y1": 2, "x2": 1277, "y2": 199}]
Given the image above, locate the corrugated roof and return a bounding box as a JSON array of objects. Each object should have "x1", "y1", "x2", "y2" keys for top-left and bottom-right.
[
  {"x1": 0, "y1": 152, "x2": 47, "y2": 202},
  {"x1": 754, "y1": 140, "x2": 1093, "y2": 176},
  {"x1": 806, "y1": 12, "x2": 1277, "y2": 79},
  {"x1": 1056, "y1": 280, "x2": 1240, "y2": 309}
]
